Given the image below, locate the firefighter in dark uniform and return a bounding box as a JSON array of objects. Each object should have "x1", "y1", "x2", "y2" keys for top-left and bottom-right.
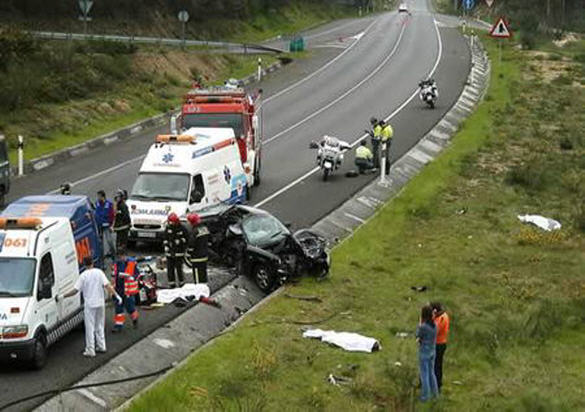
[
  {"x1": 186, "y1": 213, "x2": 209, "y2": 283},
  {"x1": 164, "y1": 212, "x2": 188, "y2": 288},
  {"x1": 113, "y1": 189, "x2": 131, "y2": 253}
]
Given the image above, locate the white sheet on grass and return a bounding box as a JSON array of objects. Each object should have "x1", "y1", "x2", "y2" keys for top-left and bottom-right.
[
  {"x1": 156, "y1": 283, "x2": 210, "y2": 304},
  {"x1": 517, "y1": 214, "x2": 561, "y2": 231},
  {"x1": 303, "y1": 329, "x2": 380, "y2": 353}
]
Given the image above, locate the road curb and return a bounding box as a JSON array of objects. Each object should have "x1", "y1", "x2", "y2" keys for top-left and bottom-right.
[{"x1": 12, "y1": 61, "x2": 283, "y2": 179}]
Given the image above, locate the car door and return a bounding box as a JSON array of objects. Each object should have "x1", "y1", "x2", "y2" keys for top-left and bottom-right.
[{"x1": 35, "y1": 252, "x2": 58, "y2": 333}]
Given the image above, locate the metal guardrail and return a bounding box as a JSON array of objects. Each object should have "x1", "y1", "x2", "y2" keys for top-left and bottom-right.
[{"x1": 30, "y1": 31, "x2": 286, "y2": 53}]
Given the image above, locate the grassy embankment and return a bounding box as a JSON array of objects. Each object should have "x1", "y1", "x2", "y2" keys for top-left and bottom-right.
[
  {"x1": 128, "y1": 33, "x2": 585, "y2": 411},
  {"x1": 0, "y1": 1, "x2": 356, "y2": 163}
]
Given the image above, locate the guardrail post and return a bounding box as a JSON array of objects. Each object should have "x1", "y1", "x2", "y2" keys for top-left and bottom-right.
[
  {"x1": 18, "y1": 135, "x2": 24, "y2": 176},
  {"x1": 257, "y1": 57, "x2": 262, "y2": 82}
]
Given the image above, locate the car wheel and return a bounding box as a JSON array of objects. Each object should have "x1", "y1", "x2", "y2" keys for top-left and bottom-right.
[
  {"x1": 322, "y1": 168, "x2": 329, "y2": 181},
  {"x1": 253, "y1": 263, "x2": 275, "y2": 293},
  {"x1": 30, "y1": 333, "x2": 48, "y2": 370}
]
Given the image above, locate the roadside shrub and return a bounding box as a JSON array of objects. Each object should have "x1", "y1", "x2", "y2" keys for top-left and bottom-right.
[
  {"x1": 74, "y1": 39, "x2": 137, "y2": 55},
  {"x1": 505, "y1": 159, "x2": 548, "y2": 191},
  {"x1": 552, "y1": 74, "x2": 572, "y2": 86},
  {"x1": 573, "y1": 53, "x2": 585, "y2": 63},
  {"x1": 383, "y1": 360, "x2": 417, "y2": 410},
  {"x1": 571, "y1": 202, "x2": 585, "y2": 232},
  {"x1": 519, "y1": 31, "x2": 536, "y2": 50}
]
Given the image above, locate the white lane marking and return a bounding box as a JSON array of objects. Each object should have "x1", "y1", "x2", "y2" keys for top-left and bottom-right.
[
  {"x1": 255, "y1": 18, "x2": 444, "y2": 208},
  {"x1": 263, "y1": 18, "x2": 379, "y2": 104},
  {"x1": 46, "y1": 154, "x2": 145, "y2": 194},
  {"x1": 263, "y1": 21, "x2": 408, "y2": 145},
  {"x1": 344, "y1": 212, "x2": 366, "y2": 223},
  {"x1": 351, "y1": 31, "x2": 366, "y2": 41},
  {"x1": 77, "y1": 388, "x2": 108, "y2": 408},
  {"x1": 304, "y1": 19, "x2": 369, "y2": 40}
]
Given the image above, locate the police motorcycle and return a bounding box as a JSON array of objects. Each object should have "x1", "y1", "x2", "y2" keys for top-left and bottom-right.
[
  {"x1": 418, "y1": 79, "x2": 438, "y2": 109},
  {"x1": 309, "y1": 135, "x2": 352, "y2": 181}
]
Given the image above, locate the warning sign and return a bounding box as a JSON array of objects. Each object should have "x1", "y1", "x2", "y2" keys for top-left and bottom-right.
[
  {"x1": 489, "y1": 17, "x2": 512, "y2": 38},
  {"x1": 485, "y1": 0, "x2": 494, "y2": 7}
]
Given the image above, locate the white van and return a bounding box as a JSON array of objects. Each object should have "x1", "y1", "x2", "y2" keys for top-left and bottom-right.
[
  {"x1": 0, "y1": 217, "x2": 83, "y2": 369},
  {"x1": 127, "y1": 128, "x2": 249, "y2": 243}
]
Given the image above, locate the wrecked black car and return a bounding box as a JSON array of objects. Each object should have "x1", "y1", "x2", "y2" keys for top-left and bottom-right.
[{"x1": 200, "y1": 204, "x2": 330, "y2": 292}]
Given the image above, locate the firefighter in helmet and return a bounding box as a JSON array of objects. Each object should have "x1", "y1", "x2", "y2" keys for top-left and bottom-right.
[
  {"x1": 186, "y1": 213, "x2": 209, "y2": 283},
  {"x1": 164, "y1": 213, "x2": 188, "y2": 288}
]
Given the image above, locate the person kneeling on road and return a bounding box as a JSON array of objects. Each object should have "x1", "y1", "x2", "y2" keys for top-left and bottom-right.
[
  {"x1": 59, "y1": 257, "x2": 121, "y2": 357},
  {"x1": 186, "y1": 213, "x2": 209, "y2": 284},
  {"x1": 164, "y1": 212, "x2": 188, "y2": 288},
  {"x1": 354, "y1": 140, "x2": 376, "y2": 174},
  {"x1": 112, "y1": 249, "x2": 140, "y2": 333}
]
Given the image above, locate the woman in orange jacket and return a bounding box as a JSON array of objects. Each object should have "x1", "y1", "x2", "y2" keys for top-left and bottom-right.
[{"x1": 431, "y1": 302, "x2": 450, "y2": 391}]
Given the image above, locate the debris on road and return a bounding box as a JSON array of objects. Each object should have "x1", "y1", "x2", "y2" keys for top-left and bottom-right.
[
  {"x1": 303, "y1": 329, "x2": 381, "y2": 353},
  {"x1": 517, "y1": 214, "x2": 561, "y2": 231}
]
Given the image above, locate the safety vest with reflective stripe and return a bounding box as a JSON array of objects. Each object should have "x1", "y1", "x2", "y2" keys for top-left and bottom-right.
[
  {"x1": 356, "y1": 145, "x2": 373, "y2": 160},
  {"x1": 381, "y1": 124, "x2": 393, "y2": 142},
  {"x1": 373, "y1": 124, "x2": 382, "y2": 140},
  {"x1": 115, "y1": 260, "x2": 139, "y2": 296}
]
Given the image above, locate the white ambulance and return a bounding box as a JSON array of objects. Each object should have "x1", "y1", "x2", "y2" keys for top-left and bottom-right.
[
  {"x1": 0, "y1": 217, "x2": 83, "y2": 369},
  {"x1": 127, "y1": 128, "x2": 249, "y2": 243}
]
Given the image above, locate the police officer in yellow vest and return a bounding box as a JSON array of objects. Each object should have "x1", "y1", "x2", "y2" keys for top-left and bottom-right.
[
  {"x1": 369, "y1": 117, "x2": 382, "y2": 169},
  {"x1": 380, "y1": 120, "x2": 394, "y2": 175},
  {"x1": 355, "y1": 140, "x2": 375, "y2": 174}
]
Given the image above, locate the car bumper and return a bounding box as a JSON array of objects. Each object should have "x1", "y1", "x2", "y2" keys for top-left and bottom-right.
[
  {"x1": 130, "y1": 229, "x2": 165, "y2": 242},
  {"x1": 0, "y1": 339, "x2": 35, "y2": 361}
]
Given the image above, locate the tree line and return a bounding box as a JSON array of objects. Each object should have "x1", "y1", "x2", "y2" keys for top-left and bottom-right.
[{"x1": 0, "y1": 0, "x2": 344, "y2": 21}]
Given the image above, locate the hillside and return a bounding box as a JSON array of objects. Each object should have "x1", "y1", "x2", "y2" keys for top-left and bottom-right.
[{"x1": 0, "y1": 1, "x2": 354, "y2": 42}]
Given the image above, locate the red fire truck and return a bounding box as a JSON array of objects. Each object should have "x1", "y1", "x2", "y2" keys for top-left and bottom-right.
[{"x1": 173, "y1": 87, "x2": 263, "y2": 188}]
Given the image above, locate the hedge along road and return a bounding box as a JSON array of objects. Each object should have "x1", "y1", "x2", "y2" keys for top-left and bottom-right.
[{"x1": 0, "y1": 0, "x2": 470, "y2": 409}]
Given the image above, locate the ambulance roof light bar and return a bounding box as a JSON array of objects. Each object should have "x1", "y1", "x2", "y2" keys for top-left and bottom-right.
[
  {"x1": 155, "y1": 134, "x2": 196, "y2": 144},
  {"x1": 0, "y1": 217, "x2": 43, "y2": 229}
]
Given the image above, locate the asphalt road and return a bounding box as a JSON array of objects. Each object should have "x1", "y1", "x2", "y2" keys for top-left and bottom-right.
[{"x1": 0, "y1": 1, "x2": 471, "y2": 409}]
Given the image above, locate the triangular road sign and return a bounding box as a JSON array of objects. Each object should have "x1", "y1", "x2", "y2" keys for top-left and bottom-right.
[
  {"x1": 485, "y1": 0, "x2": 494, "y2": 7},
  {"x1": 489, "y1": 17, "x2": 511, "y2": 38}
]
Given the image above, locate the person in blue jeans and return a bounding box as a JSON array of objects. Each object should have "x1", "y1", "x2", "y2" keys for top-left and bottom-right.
[{"x1": 416, "y1": 304, "x2": 439, "y2": 402}]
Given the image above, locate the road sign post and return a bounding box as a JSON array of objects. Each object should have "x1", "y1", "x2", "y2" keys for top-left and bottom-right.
[
  {"x1": 18, "y1": 135, "x2": 24, "y2": 176},
  {"x1": 78, "y1": 0, "x2": 94, "y2": 34},
  {"x1": 178, "y1": 10, "x2": 190, "y2": 49},
  {"x1": 489, "y1": 16, "x2": 512, "y2": 65}
]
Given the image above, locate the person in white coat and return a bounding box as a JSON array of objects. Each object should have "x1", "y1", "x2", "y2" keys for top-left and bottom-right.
[{"x1": 60, "y1": 257, "x2": 122, "y2": 357}]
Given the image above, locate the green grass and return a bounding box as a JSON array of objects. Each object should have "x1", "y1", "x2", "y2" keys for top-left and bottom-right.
[{"x1": 129, "y1": 36, "x2": 585, "y2": 410}]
